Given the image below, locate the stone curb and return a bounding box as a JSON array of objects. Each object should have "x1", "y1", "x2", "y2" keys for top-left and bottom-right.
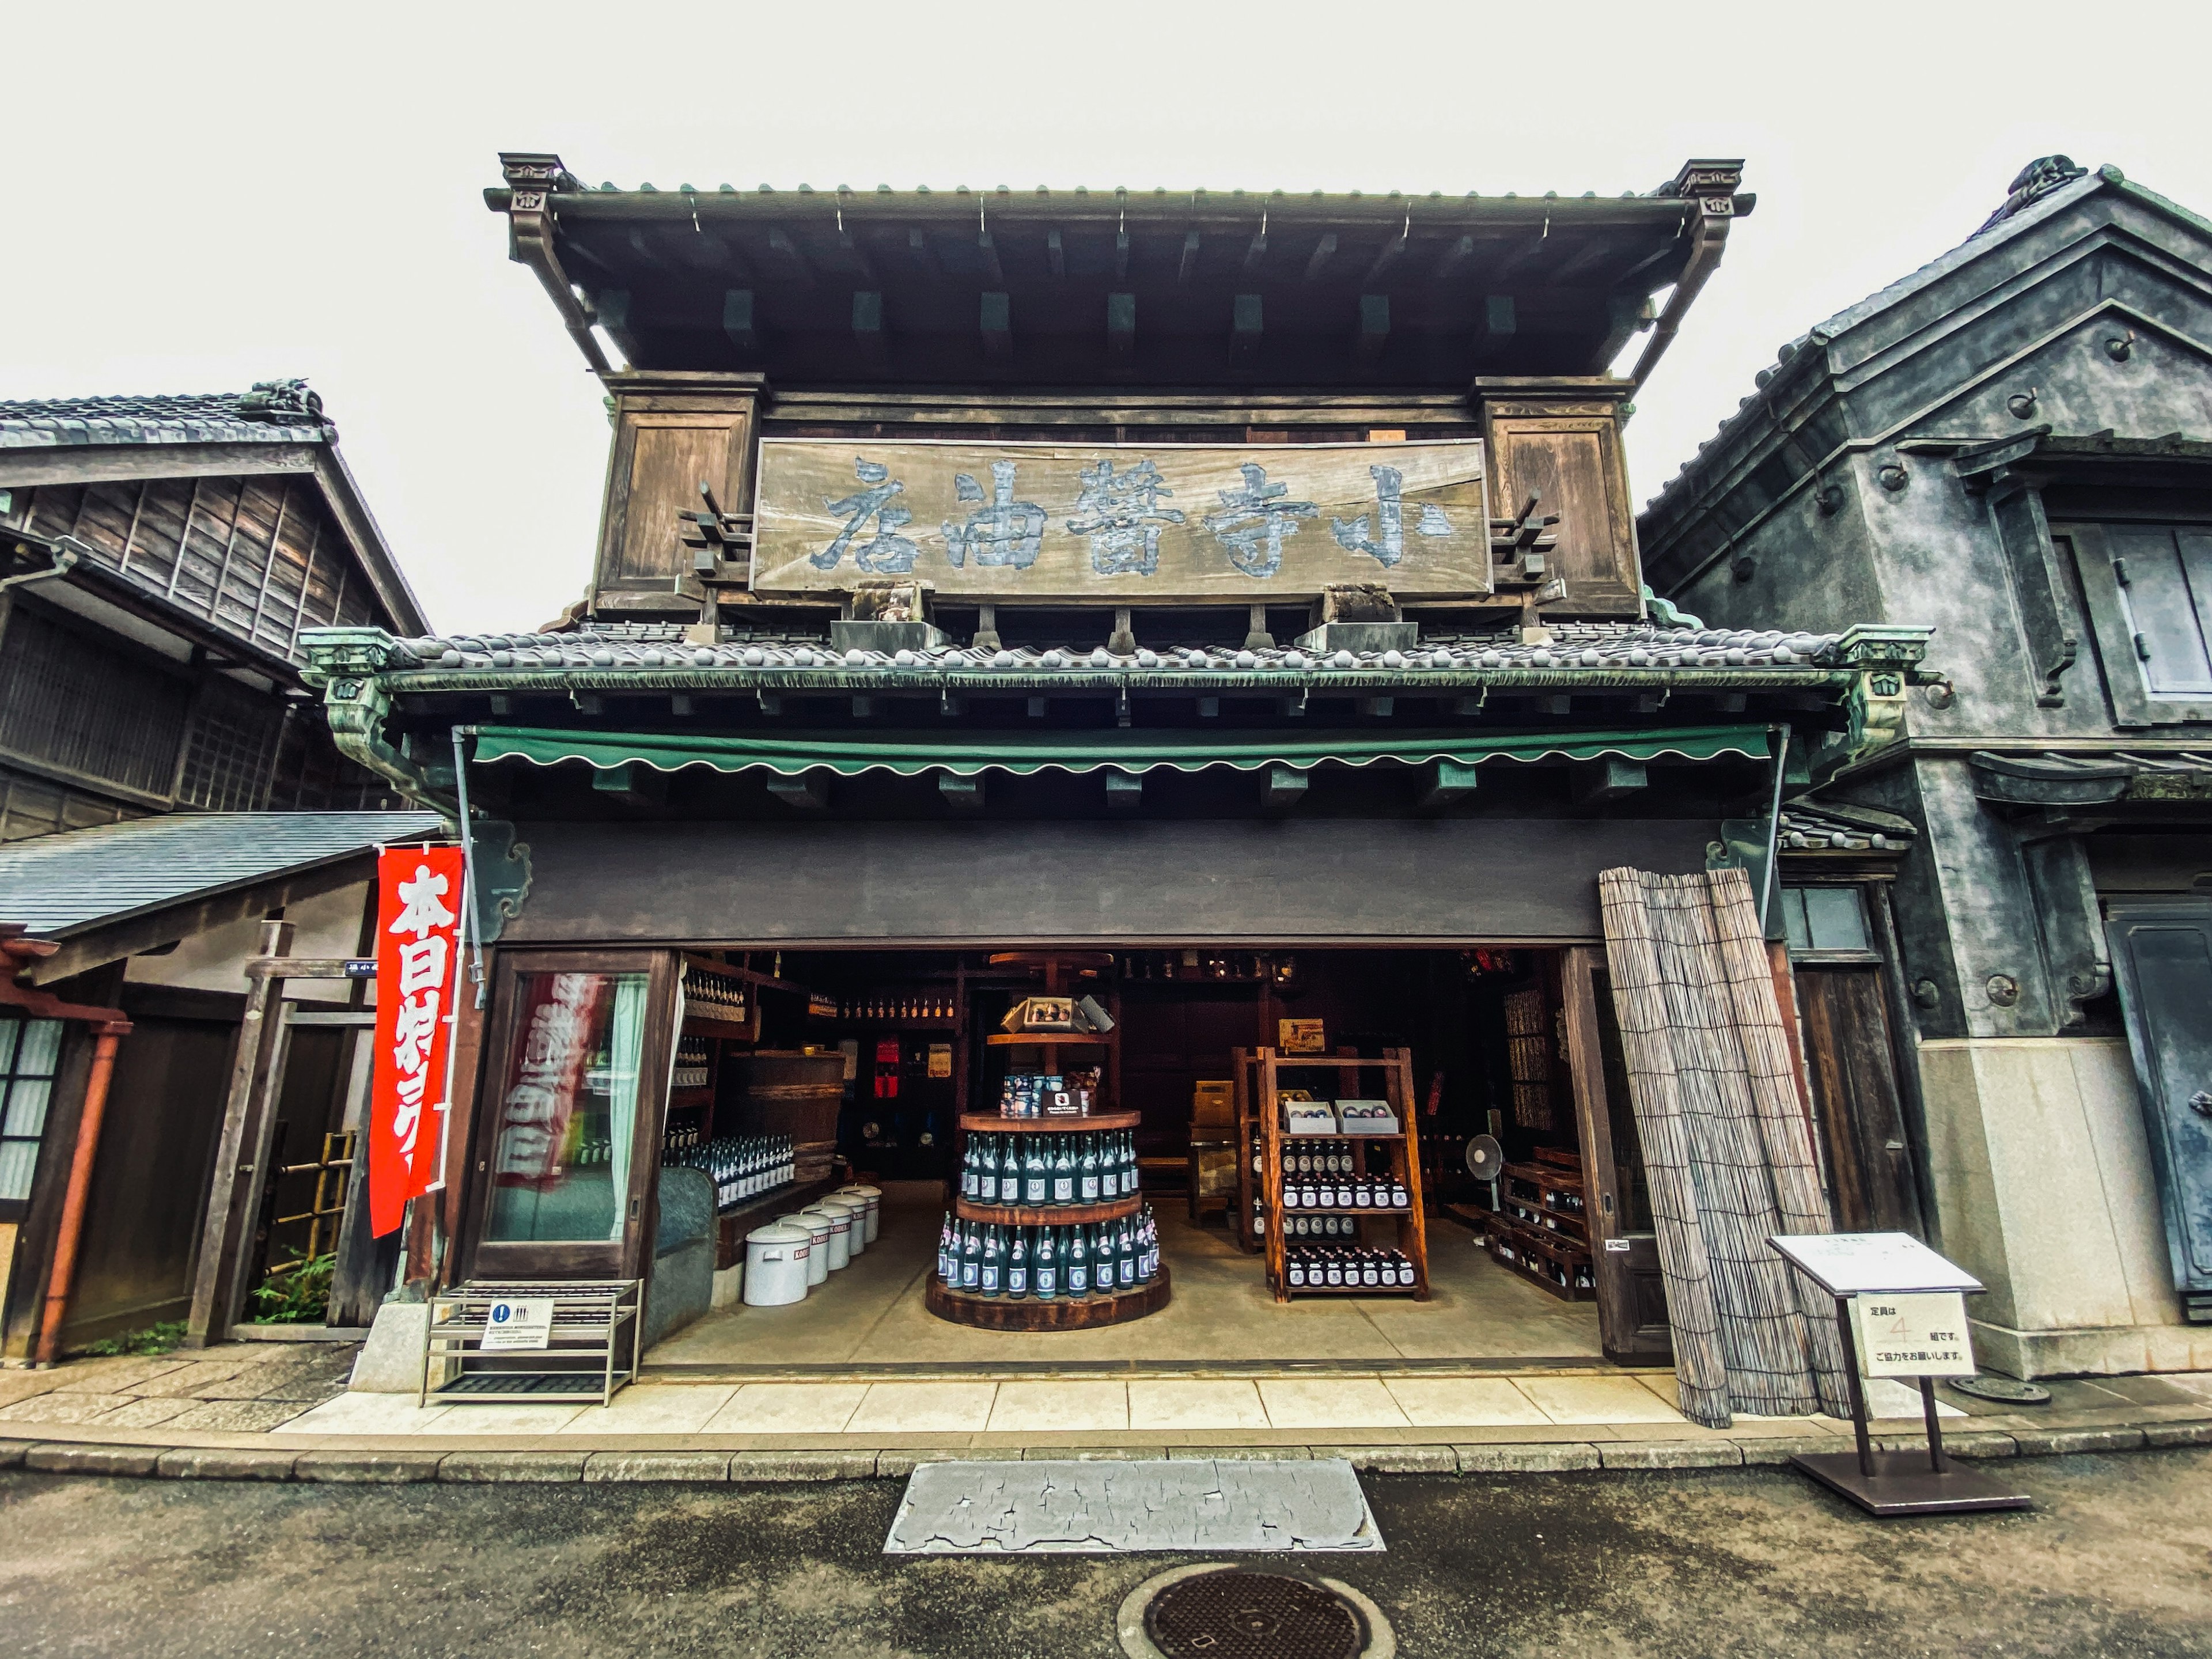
[{"x1": 1, "y1": 1415, "x2": 2204, "y2": 1486}]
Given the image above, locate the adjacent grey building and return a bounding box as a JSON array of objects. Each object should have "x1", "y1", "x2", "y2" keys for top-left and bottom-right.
[{"x1": 1639, "y1": 158, "x2": 2212, "y2": 1377}]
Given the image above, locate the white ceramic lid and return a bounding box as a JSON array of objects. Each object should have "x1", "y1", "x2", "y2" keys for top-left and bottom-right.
[{"x1": 746, "y1": 1222, "x2": 812, "y2": 1245}]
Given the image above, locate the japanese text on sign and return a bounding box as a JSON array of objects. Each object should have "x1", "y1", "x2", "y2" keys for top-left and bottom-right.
[
  {"x1": 752, "y1": 438, "x2": 1491, "y2": 600},
  {"x1": 369, "y1": 846, "x2": 465, "y2": 1237},
  {"x1": 1849, "y1": 1291, "x2": 1977, "y2": 1378}
]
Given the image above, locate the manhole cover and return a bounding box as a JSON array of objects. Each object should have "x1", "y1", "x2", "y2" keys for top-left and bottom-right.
[
  {"x1": 1143, "y1": 1570, "x2": 1365, "y2": 1659},
  {"x1": 1948, "y1": 1374, "x2": 2052, "y2": 1406}
]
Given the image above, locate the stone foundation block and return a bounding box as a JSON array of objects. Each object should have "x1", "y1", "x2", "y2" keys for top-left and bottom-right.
[
  {"x1": 2011, "y1": 1426, "x2": 2147, "y2": 1457},
  {"x1": 25, "y1": 1444, "x2": 161, "y2": 1476},
  {"x1": 1453, "y1": 1442, "x2": 1601, "y2": 1473},
  {"x1": 1599, "y1": 1441, "x2": 1743, "y2": 1471},
  {"x1": 294, "y1": 1450, "x2": 441, "y2": 1483},
  {"x1": 156, "y1": 1449, "x2": 298, "y2": 1481},
  {"x1": 2143, "y1": 1421, "x2": 2212, "y2": 1448},
  {"x1": 582, "y1": 1451, "x2": 731, "y2": 1482},
  {"x1": 438, "y1": 1452, "x2": 588, "y2": 1483},
  {"x1": 1336, "y1": 1444, "x2": 1457, "y2": 1474},
  {"x1": 728, "y1": 1450, "x2": 879, "y2": 1482}
]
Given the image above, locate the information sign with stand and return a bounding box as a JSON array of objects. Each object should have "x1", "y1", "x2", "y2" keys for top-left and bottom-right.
[{"x1": 1769, "y1": 1232, "x2": 2032, "y2": 1517}]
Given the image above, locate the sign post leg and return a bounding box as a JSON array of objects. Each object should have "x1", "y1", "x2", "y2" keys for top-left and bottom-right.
[
  {"x1": 1919, "y1": 1377, "x2": 1950, "y2": 1473},
  {"x1": 1835, "y1": 1295, "x2": 1876, "y2": 1479}
]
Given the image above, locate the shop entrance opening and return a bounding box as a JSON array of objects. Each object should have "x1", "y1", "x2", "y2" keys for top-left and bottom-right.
[{"x1": 467, "y1": 942, "x2": 1669, "y2": 1374}]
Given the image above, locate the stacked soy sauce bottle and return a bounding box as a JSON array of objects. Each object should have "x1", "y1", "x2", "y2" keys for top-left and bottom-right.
[
  {"x1": 937, "y1": 1206, "x2": 1161, "y2": 1300},
  {"x1": 959, "y1": 1130, "x2": 1139, "y2": 1206},
  {"x1": 1283, "y1": 1245, "x2": 1418, "y2": 1291},
  {"x1": 665, "y1": 1134, "x2": 795, "y2": 1211}
]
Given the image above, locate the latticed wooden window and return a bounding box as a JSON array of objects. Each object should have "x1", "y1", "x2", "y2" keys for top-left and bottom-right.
[
  {"x1": 0, "y1": 1015, "x2": 64, "y2": 1219},
  {"x1": 0, "y1": 607, "x2": 190, "y2": 801},
  {"x1": 176, "y1": 678, "x2": 283, "y2": 810}
]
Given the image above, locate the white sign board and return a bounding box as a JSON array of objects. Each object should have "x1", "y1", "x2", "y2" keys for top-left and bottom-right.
[
  {"x1": 1849, "y1": 1291, "x2": 1978, "y2": 1378},
  {"x1": 1768, "y1": 1232, "x2": 1983, "y2": 1297},
  {"x1": 479, "y1": 1298, "x2": 555, "y2": 1352}
]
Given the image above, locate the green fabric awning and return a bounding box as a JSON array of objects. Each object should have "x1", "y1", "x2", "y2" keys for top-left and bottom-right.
[{"x1": 470, "y1": 725, "x2": 1772, "y2": 779}]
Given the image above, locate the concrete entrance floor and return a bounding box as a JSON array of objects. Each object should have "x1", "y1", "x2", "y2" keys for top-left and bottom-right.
[{"x1": 648, "y1": 1181, "x2": 1603, "y2": 1372}]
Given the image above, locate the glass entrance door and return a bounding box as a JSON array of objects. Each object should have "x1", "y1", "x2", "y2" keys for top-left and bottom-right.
[{"x1": 463, "y1": 950, "x2": 677, "y2": 1281}]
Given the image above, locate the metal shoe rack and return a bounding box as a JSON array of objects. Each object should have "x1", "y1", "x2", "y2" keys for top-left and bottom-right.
[{"x1": 419, "y1": 1279, "x2": 641, "y2": 1407}]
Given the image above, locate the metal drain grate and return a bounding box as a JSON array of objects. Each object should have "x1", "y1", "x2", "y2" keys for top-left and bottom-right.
[{"x1": 1143, "y1": 1571, "x2": 1365, "y2": 1659}]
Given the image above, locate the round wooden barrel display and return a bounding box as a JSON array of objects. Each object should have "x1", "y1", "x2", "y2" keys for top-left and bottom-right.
[
  {"x1": 726, "y1": 1051, "x2": 844, "y2": 1180},
  {"x1": 926, "y1": 1264, "x2": 1171, "y2": 1331}
]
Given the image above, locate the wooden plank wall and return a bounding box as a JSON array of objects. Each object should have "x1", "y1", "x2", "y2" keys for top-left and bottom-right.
[{"x1": 9, "y1": 475, "x2": 388, "y2": 661}]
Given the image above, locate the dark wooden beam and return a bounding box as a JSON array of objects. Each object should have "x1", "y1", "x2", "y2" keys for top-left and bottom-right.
[
  {"x1": 723, "y1": 289, "x2": 757, "y2": 353},
  {"x1": 939, "y1": 773, "x2": 984, "y2": 813},
  {"x1": 978, "y1": 230, "x2": 1005, "y2": 286},
  {"x1": 1105, "y1": 772, "x2": 1142, "y2": 815},
  {"x1": 1263, "y1": 765, "x2": 1308, "y2": 812},
  {"x1": 853, "y1": 291, "x2": 887, "y2": 366},
  {"x1": 1115, "y1": 226, "x2": 1130, "y2": 281},
  {"x1": 1571, "y1": 758, "x2": 1648, "y2": 809},
  {"x1": 1107, "y1": 292, "x2": 1135, "y2": 363},
  {"x1": 981, "y1": 292, "x2": 1012, "y2": 359},
  {"x1": 1244, "y1": 226, "x2": 1268, "y2": 272},
  {"x1": 1304, "y1": 233, "x2": 1338, "y2": 281},
  {"x1": 1361, "y1": 230, "x2": 1410, "y2": 287},
  {"x1": 1355, "y1": 294, "x2": 1389, "y2": 365},
  {"x1": 1179, "y1": 230, "x2": 1202, "y2": 284},
  {"x1": 907, "y1": 228, "x2": 938, "y2": 272},
  {"x1": 834, "y1": 222, "x2": 876, "y2": 282},
  {"x1": 766, "y1": 227, "x2": 812, "y2": 278},
  {"x1": 1432, "y1": 234, "x2": 1476, "y2": 283},
  {"x1": 1231, "y1": 294, "x2": 1262, "y2": 365},
  {"x1": 1047, "y1": 228, "x2": 1066, "y2": 278},
  {"x1": 1419, "y1": 759, "x2": 1480, "y2": 808},
  {"x1": 1480, "y1": 294, "x2": 1517, "y2": 346},
  {"x1": 767, "y1": 774, "x2": 828, "y2": 810},
  {"x1": 592, "y1": 761, "x2": 666, "y2": 810},
  {"x1": 1589, "y1": 291, "x2": 1655, "y2": 372}
]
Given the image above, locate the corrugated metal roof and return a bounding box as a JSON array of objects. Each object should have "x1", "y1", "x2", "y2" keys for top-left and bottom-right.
[{"x1": 0, "y1": 811, "x2": 445, "y2": 937}]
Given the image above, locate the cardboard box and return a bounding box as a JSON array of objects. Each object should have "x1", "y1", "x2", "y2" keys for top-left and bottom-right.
[
  {"x1": 1283, "y1": 1101, "x2": 1340, "y2": 1137},
  {"x1": 1191, "y1": 1080, "x2": 1234, "y2": 1128}
]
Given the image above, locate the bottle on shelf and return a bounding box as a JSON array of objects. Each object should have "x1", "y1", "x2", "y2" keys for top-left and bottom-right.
[
  {"x1": 1033, "y1": 1225, "x2": 1058, "y2": 1300},
  {"x1": 1007, "y1": 1226, "x2": 1029, "y2": 1297}
]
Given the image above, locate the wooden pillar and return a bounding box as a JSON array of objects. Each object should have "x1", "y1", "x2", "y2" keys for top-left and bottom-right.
[{"x1": 185, "y1": 920, "x2": 296, "y2": 1347}]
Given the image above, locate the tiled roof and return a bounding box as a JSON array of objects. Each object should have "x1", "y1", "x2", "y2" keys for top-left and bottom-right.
[
  {"x1": 0, "y1": 810, "x2": 443, "y2": 937},
  {"x1": 1641, "y1": 165, "x2": 2120, "y2": 517},
  {"x1": 0, "y1": 382, "x2": 336, "y2": 450},
  {"x1": 1778, "y1": 801, "x2": 1917, "y2": 854},
  {"x1": 367, "y1": 619, "x2": 1853, "y2": 677}
]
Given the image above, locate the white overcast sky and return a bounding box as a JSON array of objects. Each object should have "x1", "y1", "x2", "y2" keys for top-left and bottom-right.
[{"x1": 7, "y1": 2, "x2": 2209, "y2": 634}]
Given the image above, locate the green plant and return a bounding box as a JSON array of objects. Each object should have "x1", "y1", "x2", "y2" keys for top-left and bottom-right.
[
  {"x1": 247, "y1": 1252, "x2": 336, "y2": 1325},
  {"x1": 79, "y1": 1320, "x2": 189, "y2": 1358}
]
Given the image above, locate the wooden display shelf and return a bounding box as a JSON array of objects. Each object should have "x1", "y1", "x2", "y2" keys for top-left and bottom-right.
[
  {"x1": 1277, "y1": 1205, "x2": 1414, "y2": 1217},
  {"x1": 812, "y1": 1016, "x2": 958, "y2": 1032},
  {"x1": 683, "y1": 1012, "x2": 759, "y2": 1043},
  {"x1": 1257, "y1": 1046, "x2": 1430, "y2": 1304},
  {"x1": 959, "y1": 1110, "x2": 1141, "y2": 1134},
  {"x1": 1271, "y1": 1279, "x2": 1423, "y2": 1297},
  {"x1": 926, "y1": 1264, "x2": 1171, "y2": 1331},
  {"x1": 1486, "y1": 1233, "x2": 1597, "y2": 1302},
  {"x1": 955, "y1": 1194, "x2": 1139, "y2": 1226},
  {"x1": 985, "y1": 1032, "x2": 1110, "y2": 1047},
  {"x1": 668, "y1": 1086, "x2": 714, "y2": 1107}
]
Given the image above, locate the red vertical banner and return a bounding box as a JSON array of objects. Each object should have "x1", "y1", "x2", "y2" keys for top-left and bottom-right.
[{"x1": 370, "y1": 846, "x2": 465, "y2": 1237}]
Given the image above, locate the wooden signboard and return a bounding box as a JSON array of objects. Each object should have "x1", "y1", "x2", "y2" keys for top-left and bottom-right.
[{"x1": 752, "y1": 437, "x2": 1490, "y2": 600}]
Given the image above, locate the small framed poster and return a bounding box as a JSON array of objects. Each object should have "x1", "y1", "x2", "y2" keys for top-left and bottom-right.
[
  {"x1": 1279, "y1": 1019, "x2": 1325, "y2": 1054},
  {"x1": 480, "y1": 1298, "x2": 554, "y2": 1353},
  {"x1": 927, "y1": 1043, "x2": 953, "y2": 1080},
  {"x1": 1849, "y1": 1291, "x2": 1976, "y2": 1378}
]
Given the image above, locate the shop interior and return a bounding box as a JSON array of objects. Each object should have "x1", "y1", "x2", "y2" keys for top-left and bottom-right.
[{"x1": 606, "y1": 944, "x2": 1633, "y2": 1369}]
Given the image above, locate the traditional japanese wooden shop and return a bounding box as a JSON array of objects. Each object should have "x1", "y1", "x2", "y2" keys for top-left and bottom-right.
[{"x1": 304, "y1": 154, "x2": 1931, "y2": 1423}]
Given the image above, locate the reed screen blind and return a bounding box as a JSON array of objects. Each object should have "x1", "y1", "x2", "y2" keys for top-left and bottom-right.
[{"x1": 1598, "y1": 865, "x2": 1851, "y2": 1429}]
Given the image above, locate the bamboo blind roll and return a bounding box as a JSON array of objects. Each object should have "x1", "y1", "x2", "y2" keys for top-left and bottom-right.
[{"x1": 1598, "y1": 866, "x2": 1850, "y2": 1429}]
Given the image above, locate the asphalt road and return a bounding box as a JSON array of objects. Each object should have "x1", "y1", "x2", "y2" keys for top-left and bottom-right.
[{"x1": 3, "y1": 1450, "x2": 2209, "y2": 1657}]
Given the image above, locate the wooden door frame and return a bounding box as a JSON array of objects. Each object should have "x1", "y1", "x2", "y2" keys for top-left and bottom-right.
[
  {"x1": 1559, "y1": 944, "x2": 1670, "y2": 1364},
  {"x1": 456, "y1": 946, "x2": 679, "y2": 1285}
]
